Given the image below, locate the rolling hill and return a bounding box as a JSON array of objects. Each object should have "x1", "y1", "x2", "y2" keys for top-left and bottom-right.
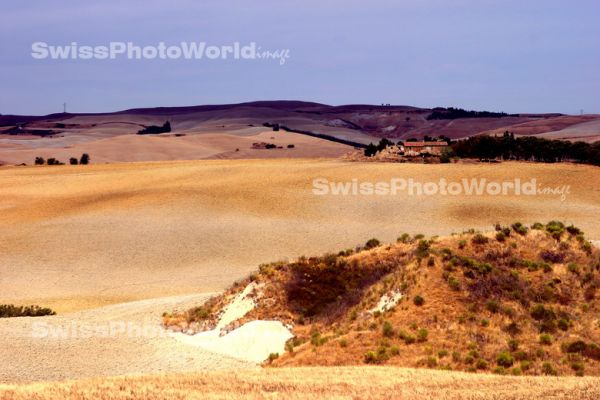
[{"x1": 1, "y1": 101, "x2": 599, "y2": 165}]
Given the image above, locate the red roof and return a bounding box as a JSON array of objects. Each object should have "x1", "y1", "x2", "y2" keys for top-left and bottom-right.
[{"x1": 403, "y1": 141, "x2": 448, "y2": 147}]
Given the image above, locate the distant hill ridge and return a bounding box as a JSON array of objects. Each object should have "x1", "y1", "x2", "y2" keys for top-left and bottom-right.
[{"x1": 2, "y1": 101, "x2": 599, "y2": 142}]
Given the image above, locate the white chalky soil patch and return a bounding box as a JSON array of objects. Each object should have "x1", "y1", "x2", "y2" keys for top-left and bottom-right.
[
  {"x1": 169, "y1": 282, "x2": 293, "y2": 363},
  {"x1": 370, "y1": 290, "x2": 403, "y2": 314}
]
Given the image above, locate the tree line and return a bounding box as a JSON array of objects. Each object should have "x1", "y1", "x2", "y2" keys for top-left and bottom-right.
[
  {"x1": 362, "y1": 132, "x2": 600, "y2": 167},
  {"x1": 452, "y1": 132, "x2": 600, "y2": 165},
  {"x1": 427, "y1": 107, "x2": 515, "y2": 120},
  {"x1": 35, "y1": 153, "x2": 90, "y2": 166}
]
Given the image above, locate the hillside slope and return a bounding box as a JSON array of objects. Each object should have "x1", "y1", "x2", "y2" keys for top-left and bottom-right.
[{"x1": 166, "y1": 222, "x2": 600, "y2": 376}]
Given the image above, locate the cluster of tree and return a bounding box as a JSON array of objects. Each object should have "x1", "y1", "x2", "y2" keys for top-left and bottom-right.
[
  {"x1": 427, "y1": 107, "x2": 515, "y2": 120},
  {"x1": 35, "y1": 153, "x2": 90, "y2": 166},
  {"x1": 364, "y1": 138, "x2": 394, "y2": 156},
  {"x1": 137, "y1": 121, "x2": 171, "y2": 135},
  {"x1": 0, "y1": 304, "x2": 55, "y2": 318},
  {"x1": 263, "y1": 122, "x2": 280, "y2": 131},
  {"x1": 451, "y1": 132, "x2": 600, "y2": 165}
]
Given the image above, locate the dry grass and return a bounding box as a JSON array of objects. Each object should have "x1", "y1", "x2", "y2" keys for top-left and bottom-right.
[
  {"x1": 168, "y1": 225, "x2": 600, "y2": 376},
  {"x1": 2, "y1": 366, "x2": 600, "y2": 399}
]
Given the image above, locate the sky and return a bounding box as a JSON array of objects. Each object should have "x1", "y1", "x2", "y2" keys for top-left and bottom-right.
[{"x1": 1, "y1": 0, "x2": 599, "y2": 115}]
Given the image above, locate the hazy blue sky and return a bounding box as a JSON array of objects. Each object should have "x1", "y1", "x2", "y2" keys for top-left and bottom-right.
[{"x1": 1, "y1": 0, "x2": 599, "y2": 115}]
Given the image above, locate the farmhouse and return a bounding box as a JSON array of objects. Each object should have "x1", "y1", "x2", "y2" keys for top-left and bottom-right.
[{"x1": 401, "y1": 141, "x2": 448, "y2": 156}]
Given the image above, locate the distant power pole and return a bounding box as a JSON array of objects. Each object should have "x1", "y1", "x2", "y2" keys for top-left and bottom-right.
[
  {"x1": 63, "y1": 102, "x2": 67, "y2": 113},
  {"x1": 580, "y1": 109, "x2": 584, "y2": 115}
]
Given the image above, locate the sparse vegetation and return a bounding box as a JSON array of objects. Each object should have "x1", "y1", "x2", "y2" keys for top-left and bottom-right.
[{"x1": 164, "y1": 222, "x2": 600, "y2": 375}]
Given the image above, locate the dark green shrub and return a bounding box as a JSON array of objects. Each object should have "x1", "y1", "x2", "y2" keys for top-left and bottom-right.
[
  {"x1": 496, "y1": 352, "x2": 514, "y2": 367},
  {"x1": 539, "y1": 334, "x2": 553, "y2": 345},
  {"x1": 507, "y1": 339, "x2": 519, "y2": 351},
  {"x1": 485, "y1": 299, "x2": 500, "y2": 313},
  {"x1": 452, "y1": 351, "x2": 461, "y2": 362},
  {"x1": 566, "y1": 225, "x2": 582, "y2": 235},
  {"x1": 311, "y1": 331, "x2": 327, "y2": 346},
  {"x1": 546, "y1": 221, "x2": 565, "y2": 241},
  {"x1": 563, "y1": 340, "x2": 587, "y2": 354},
  {"x1": 417, "y1": 328, "x2": 428, "y2": 342},
  {"x1": 542, "y1": 362, "x2": 557, "y2": 376},
  {"x1": 416, "y1": 240, "x2": 430, "y2": 257},
  {"x1": 413, "y1": 295, "x2": 425, "y2": 306},
  {"x1": 472, "y1": 234, "x2": 489, "y2": 245},
  {"x1": 187, "y1": 305, "x2": 210, "y2": 322},
  {"x1": 582, "y1": 241, "x2": 592, "y2": 255},
  {"x1": 530, "y1": 304, "x2": 556, "y2": 321},
  {"x1": 571, "y1": 361, "x2": 585, "y2": 376},
  {"x1": 511, "y1": 222, "x2": 528, "y2": 235},
  {"x1": 426, "y1": 356, "x2": 437, "y2": 368},
  {"x1": 365, "y1": 238, "x2": 381, "y2": 249},
  {"x1": 448, "y1": 277, "x2": 461, "y2": 291},
  {"x1": 514, "y1": 351, "x2": 528, "y2": 361},
  {"x1": 567, "y1": 263, "x2": 580, "y2": 275},
  {"x1": 382, "y1": 321, "x2": 394, "y2": 338},
  {"x1": 364, "y1": 351, "x2": 378, "y2": 364},
  {"x1": 398, "y1": 330, "x2": 416, "y2": 344},
  {"x1": 493, "y1": 366, "x2": 507, "y2": 375},
  {"x1": 397, "y1": 233, "x2": 412, "y2": 244},
  {"x1": 558, "y1": 318, "x2": 570, "y2": 331}
]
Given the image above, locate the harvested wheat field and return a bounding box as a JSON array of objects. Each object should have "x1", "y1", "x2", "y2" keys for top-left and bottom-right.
[
  {"x1": 1, "y1": 159, "x2": 599, "y2": 312},
  {"x1": 1, "y1": 366, "x2": 600, "y2": 399},
  {"x1": 0, "y1": 293, "x2": 255, "y2": 384}
]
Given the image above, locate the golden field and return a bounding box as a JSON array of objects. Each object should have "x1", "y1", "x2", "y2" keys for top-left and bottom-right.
[
  {"x1": 1, "y1": 366, "x2": 599, "y2": 399},
  {"x1": 1, "y1": 159, "x2": 599, "y2": 312},
  {"x1": 1, "y1": 159, "x2": 599, "y2": 391}
]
